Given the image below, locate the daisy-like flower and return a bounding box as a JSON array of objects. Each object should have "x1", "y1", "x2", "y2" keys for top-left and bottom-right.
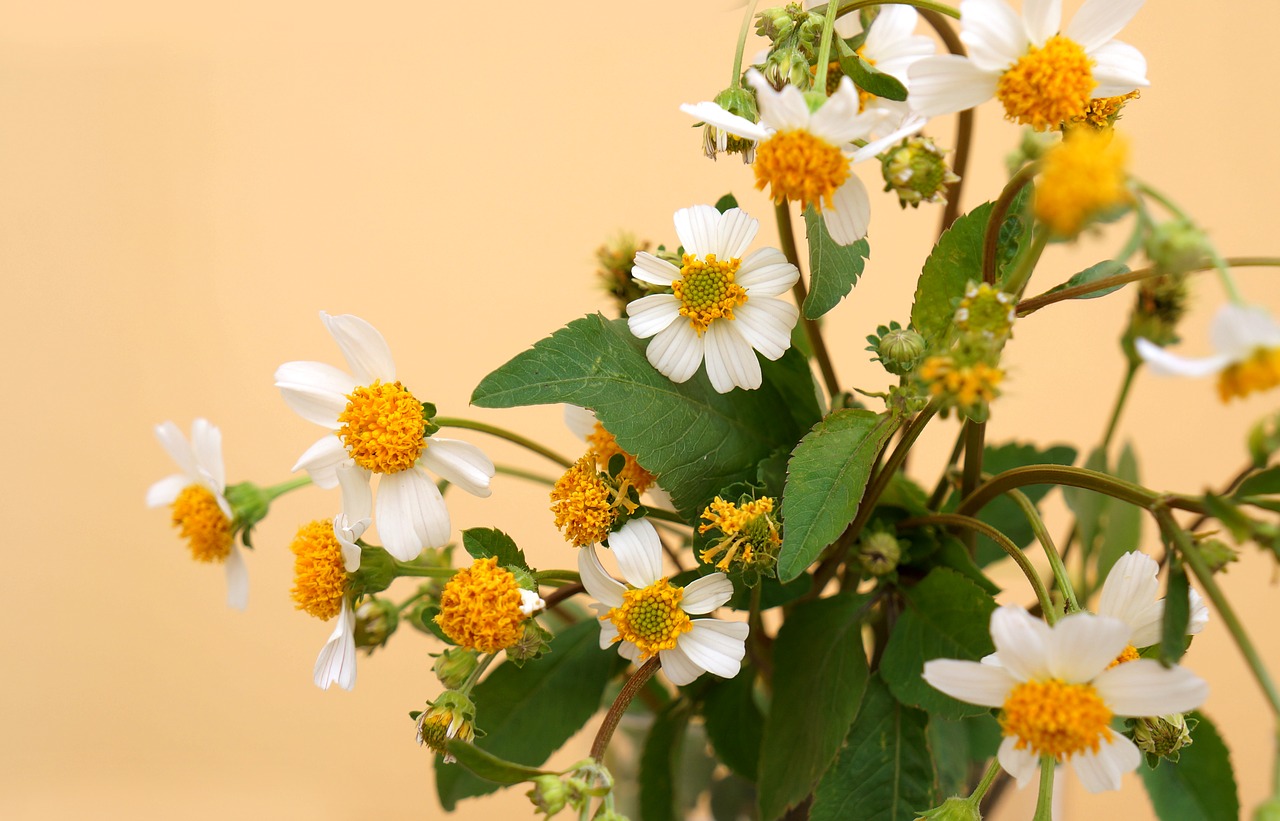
[
  {"x1": 1136, "y1": 303, "x2": 1280, "y2": 402},
  {"x1": 681, "y1": 70, "x2": 923, "y2": 245},
  {"x1": 579, "y1": 518, "x2": 748, "y2": 685},
  {"x1": 626, "y1": 205, "x2": 800, "y2": 393},
  {"x1": 274, "y1": 312, "x2": 496, "y2": 561},
  {"x1": 1096, "y1": 551, "x2": 1208, "y2": 661},
  {"x1": 146, "y1": 419, "x2": 247, "y2": 611},
  {"x1": 909, "y1": 0, "x2": 1149, "y2": 131},
  {"x1": 924, "y1": 605, "x2": 1208, "y2": 793}
]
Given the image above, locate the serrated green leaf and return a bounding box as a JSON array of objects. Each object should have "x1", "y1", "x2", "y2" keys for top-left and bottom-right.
[
  {"x1": 779, "y1": 409, "x2": 901, "y2": 582},
  {"x1": 443, "y1": 741, "x2": 553, "y2": 785},
  {"x1": 969, "y1": 442, "x2": 1077, "y2": 566},
  {"x1": 1140, "y1": 712, "x2": 1239, "y2": 821},
  {"x1": 803, "y1": 205, "x2": 870, "y2": 319},
  {"x1": 811, "y1": 675, "x2": 935, "y2": 821},
  {"x1": 715, "y1": 193, "x2": 740, "y2": 213},
  {"x1": 470, "y1": 314, "x2": 819, "y2": 519},
  {"x1": 702, "y1": 667, "x2": 764, "y2": 781},
  {"x1": 1044, "y1": 259, "x2": 1130, "y2": 300},
  {"x1": 461, "y1": 527, "x2": 531, "y2": 572},
  {"x1": 1099, "y1": 442, "x2": 1142, "y2": 580},
  {"x1": 1160, "y1": 556, "x2": 1190, "y2": 666},
  {"x1": 839, "y1": 53, "x2": 908, "y2": 101},
  {"x1": 910, "y1": 202, "x2": 992, "y2": 348},
  {"x1": 759, "y1": 593, "x2": 871, "y2": 821},
  {"x1": 435, "y1": 620, "x2": 615, "y2": 809},
  {"x1": 881, "y1": 569, "x2": 997, "y2": 720},
  {"x1": 1236, "y1": 465, "x2": 1280, "y2": 498},
  {"x1": 640, "y1": 700, "x2": 693, "y2": 821}
]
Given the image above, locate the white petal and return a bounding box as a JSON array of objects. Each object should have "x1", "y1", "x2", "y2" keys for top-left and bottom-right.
[
  {"x1": 376, "y1": 468, "x2": 449, "y2": 560},
  {"x1": 679, "y1": 101, "x2": 770, "y2": 143},
  {"x1": 292, "y1": 435, "x2": 349, "y2": 489},
  {"x1": 334, "y1": 512, "x2": 368, "y2": 574},
  {"x1": 1069, "y1": 731, "x2": 1141, "y2": 793},
  {"x1": 224, "y1": 543, "x2": 249, "y2": 611},
  {"x1": 959, "y1": 0, "x2": 1027, "y2": 72},
  {"x1": 716, "y1": 208, "x2": 759, "y2": 260},
  {"x1": 1022, "y1": 0, "x2": 1061, "y2": 46},
  {"x1": 1093, "y1": 659, "x2": 1209, "y2": 716},
  {"x1": 1121, "y1": 600, "x2": 1165, "y2": 649},
  {"x1": 922, "y1": 659, "x2": 1016, "y2": 707},
  {"x1": 154, "y1": 421, "x2": 198, "y2": 480},
  {"x1": 1089, "y1": 40, "x2": 1149, "y2": 96},
  {"x1": 146, "y1": 474, "x2": 188, "y2": 508},
  {"x1": 659, "y1": 644, "x2": 706, "y2": 686},
  {"x1": 320, "y1": 311, "x2": 396, "y2": 384},
  {"x1": 627, "y1": 294, "x2": 682, "y2": 339},
  {"x1": 1134, "y1": 338, "x2": 1231, "y2": 378},
  {"x1": 810, "y1": 79, "x2": 873, "y2": 145},
  {"x1": 617, "y1": 640, "x2": 642, "y2": 662},
  {"x1": 563, "y1": 405, "x2": 598, "y2": 441},
  {"x1": 275, "y1": 361, "x2": 356, "y2": 428},
  {"x1": 747, "y1": 70, "x2": 812, "y2": 131},
  {"x1": 607, "y1": 518, "x2": 663, "y2": 588},
  {"x1": 519, "y1": 589, "x2": 545, "y2": 616},
  {"x1": 631, "y1": 251, "x2": 680, "y2": 286},
  {"x1": 864, "y1": 5, "x2": 921, "y2": 56},
  {"x1": 681, "y1": 574, "x2": 735, "y2": 614},
  {"x1": 1097, "y1": 551, "x2": 1160, "y2": 629},
  {"x1": 1067, "y1": 0, "x2": 1144, "y2": 53},
  {"x1": 1187, "y1": 588, "x2": 1209, "y2": 635},
  {"x1": 677, "y1": 620, "x2": 748, "y2": 679},
  {"x1": 736, "y1": 249, "x2": 799, "y2": 297},
  {"x1": 703, "y1": 321, "x2": 761, "y2": 392},
  {"x1": 337, "y1": 463, "x2": 374, "y2": 525},
  {"x1": 873, "y1": 38, "x2": 939, "y2": 86},
  {"x1": 730, "y1": 299, "x2": 797, "y2": 362},
  {"x1": 673, "y1": 205, "x2": 722, "y2": 259},
  {"x1": 190, "y1": 418, "x2": 227, "y2": 492},
  {"x1": 850, "y1": 113, "x2": 927, "y2": 163},
  {"x1": 990, "y1": 605, "x2": 1053, "y2": 681},
  {"x1": 313, "y1": 600, "x2": 357, "y2": 691},
  {"x1": 997, "y1": 736, "x2": 1041, "y2": 788},
  {"x1": 1210, "y1": 303, "x2": 1280, "y2": 359},
  {"x1": 1047, "y1": 612, "x2": 1130, "y2": 682},
  {"x1": 421, "y1": 438, "x2": 495, "y2": 498},
  {"x1": 908, "y1": 55, "x2": 1000, "y2": 117},
  {"x1": 579, "y1": 547, "x2": 625, "y2": 608},
  {"x1": 596, "y1": 605, "x2": 621, "y2": 650},
  {"x1": 646, "y1": 320, "x2": 704, "y2": 384},
  {"x1": 822, "y1": 175, "x2": 871, "y2": 246}
]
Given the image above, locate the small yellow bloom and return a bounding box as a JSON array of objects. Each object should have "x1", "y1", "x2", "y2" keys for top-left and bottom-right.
[
  {"x1": 435, "y1": 557, "x2": 540, "y2": 653},
  {"x1": 550, "y1": 455, "x2": 639, "y2": 548},
  {"x1": 920, "y1": 356, "x2": 1004, "y2": 411},
  {"x1": 698, "y1": 496, "x2": 781, "y2": 574},
  {"x1": 289, "y1": 520, "x2": 349, "y2": 621},
  {"x1": 1034, "y1": 128, "x2": 1130, "y2": 237}
]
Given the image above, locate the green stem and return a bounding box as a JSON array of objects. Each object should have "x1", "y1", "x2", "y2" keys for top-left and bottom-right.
[
  {"x1": 461, "y1": 652, "x2": 497, "y2": 695},
  {"x1": 393, "y1": 563, "x2": 458, "y2": 579},
  {"x1": 813, "y1": 0, "x2": 841, "y2": 92},
  {"x1": 1031, "y1": 757, "x2": 1055, "y2": 821},
  {"x1": 775, "y1": 200, "x2": 841, "y2": 396},
  {"x1": 849, "y1": 403, "x2": 937, "y2": 541},
  {"x1": 495, "y1": 464, "x2": 559, "y2": 487},
  {"x1": 731, "y1": 0, "x2": 759, "y2": 87},
  {"x1": 591, "y1": 657, "x2": 662, "y2": 761},
  {"x1": 434, "y1": 417, "x2": 573, "y2": 468},
  {"x1": 397, "y1": 588, "x2": 430, "y2": 613},
  {"x1": 819, "y1": 0, "x2": 961, "y2": 21},
  {"x1": 927, "y1": 426, "x2": 967, "y2": 510},
  {"x1": 1008, "y1": 488, "x2": 1078, "y2": 613},
  {"x1": 1001, "y1": 224, "x2": 1049, "y2": 298},
  {"x1": 643, "y1": 507, "x2": 689, "y2": 527},
  {"x1": 263, "y1": 475, "x2": 311, "y2": 500},
  {"x1": 1100, "y1": 360, "x2": 1138, "y2": 456},
  {"x1": 967, "y1": 758, "x2": 1002, "y2": 807},
  {"x1": 958, "y1": 464, "x2": 1162, "y2": 518},
  {"x1": 983, "y1": 162, "x2": 1039, "y2": 284},
  {"x1": 960, "y1": 419, "x2": 985, "y2": 555},
  {"x1": 534, "y1": 569, "x2": 582, "y2": 585},
  {"x1": 1134, "y1": 181, "x2": 1246, "y2": 304}
]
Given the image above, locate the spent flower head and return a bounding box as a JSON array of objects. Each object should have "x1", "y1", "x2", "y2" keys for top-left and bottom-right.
[
  {"x1": 698, "y1": 495, "x2": 782, "y2": 582},
  {"x1": 550, "y1": 454, "x2": 642, "y2": 548}
]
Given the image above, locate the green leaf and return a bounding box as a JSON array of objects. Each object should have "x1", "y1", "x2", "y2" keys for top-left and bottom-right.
[
  {"x1": 1043, "y1": 260, "x2": 1130, "y2": 300},
  {"x1": 838, "y1": 49, "x2": 908, "y2": 101},
  {"x1": 1160, "y1": 556, "x2": 1190, "y2": 666},
  {"x1": 1236, "y1": 465, "x2": 1280, "y2": 498},
  {"x1": 927, "y1": 712, "x2": 1001, "y2": 800},
  {"x1": 779, "y1": 409, "x2": 901, "y2": 582},
  {"x1": 443, "y1": 741, "x2": 553, "y2": 785},
  {"x1": 1140, "y1": 712, "x2": 1239, "y2": 821},
  {"x1": 714, "y1": 193, "x2": 740, "y2": 213},
  {"x1": 910, "y1": 202, "x2": 991, "y2": 348},
  {"x1": 1203, "y1": 494, "x2": 1252, "y2": 543},
  {"x1": 470, "y1": 314, "x2": 820, "y2": 519},
  {"x1": 758, "y1": 593, "x2": 871, "y2": 821},
  {"x1": 811, "y1": 675, "x2": 935, "y2": 821},
  {"x1": 461, "y1": 527, "x2": 531, "y2": 572},
  {"x1": 881, "y1": 569, "x2": 998, "y2": 720},
  {"x1": 970, "y1": 442, "x2": 1077, "y2": 566},
  {"x1": 640, "y1": 701, "x2": 693, "y2": 821},
  {"x1": 702, "y1": 667, "x2": 765, "y2": 781},
  {"x1": 435, "y1": 620, "x2": 615, "y2": 809},
  {"x1": 1099, "y1": 442, "x2": 1142, "y2": 580},
  {"x1": 803, "y1": 205, "x2": 871, "y2": 319}
]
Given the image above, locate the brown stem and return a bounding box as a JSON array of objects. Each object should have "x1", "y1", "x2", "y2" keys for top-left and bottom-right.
[
  {"x1": 959, "y1": 420, "x2": 986, "y2": 555},
  {"x1": 591, "y1": 657, "x2": 662, "y2": 761},
  {"x1": 776, "y1": 200, "x2": 841, "y2": 396},
  {"x1": 982, "y1": 162, "x2": 1038, "y2": 284},
  {"x1": 542, "y1": 582, "x2": 584, "y2": 611},
  {"x1": 920, "y1": 9, "x2": 971, "y2": 234}
]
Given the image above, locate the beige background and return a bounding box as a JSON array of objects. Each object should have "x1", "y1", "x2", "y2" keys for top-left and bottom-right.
[{"x1": 3, "y1": 0, "x2": 1278, "y2": 818}]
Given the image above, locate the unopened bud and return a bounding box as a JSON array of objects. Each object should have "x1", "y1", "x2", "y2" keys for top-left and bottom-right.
[
  {"x1": 415, "y1": 691, "x2": 477, "y2": 764},
  {"x1": 353, "y1": 598, "x2": 398, "y2": 651},
  {"x1": 703, "y1": 87, "x2": 758, "y2": 163},
  {"x1": 881, "y1": 136, "x2": 960, "y2": 208},
  {"x1": 1132, "y1": 713, "x2": 1195, "y2": 763},
  {"x1": 867, "y1": 322, "x2": 927, "y2": 376},
  {"x1": 1196, "y1": 538, "x2": 1239, "y2": 574},
  {"x1": 506, "y1": 619, "x2": 553, "y2": 666},
  {"x1": 433, "y1": 647, "x2": 480, "y2": 690},
  {"x1": 858, "y1": 531, "x2": 902, "y2": 576},
  {"x1": 1145, "y1": 219, "x2": 1212, "y2": 276},
  {"x1": 526, "y1": 774, "x2": 569, "y2": 818},
  {"x1": 762, "y1": 46, "x2": 812, "y2": 91}
]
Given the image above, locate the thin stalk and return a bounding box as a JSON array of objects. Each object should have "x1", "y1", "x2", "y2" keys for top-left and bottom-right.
[
  {"x1": 968, "y1": 758, "x2": 1002, "y2": 807},
  {"x1": 731, "y1": 0, "x2": 759, "y2": 87},
  {"x1": 543, "y1": 582, "x2": 585, "y2": 611},
  {"x1": 434, "y1": 416, "x2": 573, "y2": 468},
  {"x1": 1002, "y1": 224, "x2": 1049, "y2": 298},
  {"x1": 643, "y1": 507, "x2": 689, "y2": 527},
  {"x1": 393, "y1": 563, "x2": 458, "y2": 579},
  {"x1": 821, "y1": 0, "x2": 961, "y2": 20},
  {"x1": 958, "y1": 464, "x2": 1161, "y2": 518},
  {"x1": 1134, "y1": 180, "x2": 1245, "y2": 304},
  {"x1": 927, "y1": 426, "x2": 967, "y2": 510},
  {"x1": 747, "y1": 583, "x2": 773, "y2": 685},
  {"x1": 461, "y1": 652, "x2": 498, "y2": 694},
  {"x1": 1100, "y1": 360, "x2": 1138, "y2": 455},
  {"x1": 495, "y1": 464, "x2": 558, "y2": 486},
  {"x1": 1031, "y1": 757, "x2": 1055, "y2": 821},
  {"x1": 534, "y1": 569, "x2": 582, "y2": 585},
  {"x1": 982, "y1": 162, "x2": 1038, "y2": 284},
  {"x1": 813, "y1": 0, "x2": 842, "y2": 92},
  {"x1": 263, "y1": 475, "x2": 311, "y2": 500},
  {"x1": 591, "y1": 657, "x2": 662, "y2": 761},
  {"x1": 1008, "y1": 488, "x2": 1078, "y2": 612},
  {"x1": 775, "y1": 200, "x2": 841, "y2": 396},
  {"x1": 959, "y1": 419, "x2": 986, "y2": 554}
]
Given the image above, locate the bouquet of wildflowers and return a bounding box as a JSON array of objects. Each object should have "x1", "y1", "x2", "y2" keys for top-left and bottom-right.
[{"x1": 147, "y1": 1, "x2": 1280, "y2": 818}]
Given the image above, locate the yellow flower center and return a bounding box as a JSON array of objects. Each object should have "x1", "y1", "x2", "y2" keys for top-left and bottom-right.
[
  {"x1": 672, "y1": 253, "x2": 748, "y2": 335},
  {"x1": 753, "y1": 129, "x2": 850, "y2": 212},
  {"x1": 337, "y1": 380, "x2": 426, "y2": 474},
  {"x1": 1108, "y1": 644, "x2": 1141, "y2": 669},
  {"x1": 1218, "y1": 347, "x2": 1280, "y2": 402},
  {"x1": 1069, "y1": 91, "x2": 1141, "y2": 130},
  {"x1": 996, "y1": 35, "x2": 1096, "y2": 131},
  {"x1": 920, "y1": 357, "x2": 1004, "y2": 409},
  {"x1": 587, "y1": 421, "x2": 657, "y2": 494},
  {"x1": 698, "y1": 496, "x2": 781, "y2": 571},
  {"x1": 1000, "y1": 678, "x2": 1113, "y2": 761},
  {"x1": 606, "y1": 578, "x2": 693, "y2": 659},
  {"x1": 435, "y1": 556, "x2": 528, "y2": 653},
  {"x1": 551, "y1": 455, "x2": 629, "y2": 547},
  {"x1": 289, "y1": 519, "x2": 348, "y2": 621},
  {"x1": 170, "y1": 484, "x2": 234, "y2": 563},
  {"x1": 1033, "y1": 128, "x2": 1129, "y2": 237}
]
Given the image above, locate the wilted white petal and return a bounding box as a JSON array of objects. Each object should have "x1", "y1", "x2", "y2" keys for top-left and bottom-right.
[
  {"x1": 313, "y1": 600, "x2": 357, "y2": 691},
  {"x1": 224, "y1": 543, "x2": 249, "y2": 611}
]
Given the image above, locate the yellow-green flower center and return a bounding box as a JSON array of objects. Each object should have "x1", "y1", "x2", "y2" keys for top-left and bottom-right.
[
  {"x1": 289, "y1": 519, "x2": 348, "y2": 621},
  {"x1": 337, "y1": 380, "x2": 426, "y2": 474},
  {"x1": 606, "y1": 578, "x2": 693, "y2": 658},
  {"x1": 1218, "y1": 347, "x2": 1280, "y2": 402},
  {"x1": 673, "y1": 253, "x2": 748, "y2": 335},
  {"x1": 1000, "y1": 678, "x2": 1113, "y2": 760},
  {"x1": 170, "y1": 484, "x2": 233, "y2": 563},
  {"x1": 996, "y1": 35, "x2": 1096, "y2": 131},
  {"x1": 753, "y1": 129, "x2": 850, "y2": 212}
]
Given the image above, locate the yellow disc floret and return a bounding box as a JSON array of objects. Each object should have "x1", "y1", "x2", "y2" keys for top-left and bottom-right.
[
  {"x1": 435, "y1": 557, "x2": 528, "y2": 653},
  {"x1": 1218, "y1": 347, "x2": 1280, "y2": 402},
  {"x1": 996, "y1": 35, "x2": 1096, "y2": 131},
  {"x1": 753, "y1": 129, "x2": 850, "y2": 212},
  {"x1": 673, "y1": 253, "x2": 748, "y2": 335},
  {"x1": 1108, "y1": 644, "x2": 1141, "y2": 669},
  {"x1": 699, "y1": 496, "x2": 781, "y2": 572},
  {"x1": 606, "y1": 578, "x2": 693, "y2": 659},
  {"x1": 337, "y1": 380, "x2": 427, "y2": 474},
  {"x1": 587, "y1": 421, "x2": 657, "y2": 494},
  {"x1": 550, "y1": 455, "x2": 638, "y2": 547},
  {"x1": 289, "y1": 519, "x2": 348, "y2": 621},
  {"x1": 1000, "y1": 678, "x2": 1113, "y2": 760},
  {"x1": 1069, "y1": 91, "x2": 1141, "y2": 131},
  {"x1": 170, "y1": 484, "x2": 234, "y2": 563},
  {"x1": 920, "y1": 356, "x2": 1004, "y2": 409},
  {"x1": 1034, "y1": 128, "x2": 1130, "y2": 237}
]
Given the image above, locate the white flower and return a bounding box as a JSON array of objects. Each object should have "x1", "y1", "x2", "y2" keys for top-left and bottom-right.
[
  {"x1": 578, "y1": 518, "x2": 749, "y2": 685},
  {"x1": 1096, "y1": 551, "x2": 1208, "y2": 649},
  {"x1": 275, "y1": 312, "x2": 496, "y2": 561},
  {"x1": 909, "y1": 0, "x2": 1148, "y2": 131},
  {"x1": 146, "y1": 419, "x2": 248, "y2": 611},
  {"x1": 315, "y1": 593, "x2": 358, "y2": 691},
  {"x1": 924, "y1": 605, "x2": 1208, "y2": 794},
  {"x1": 626, "y1": 205, "x2": 800, "y2": 393},
  {"x1": 1136, "y1": 303, "x2": 1280, "y2": 402},
  {"x1": 681, "y1": 70, "x2": 924, "y2": 245}
]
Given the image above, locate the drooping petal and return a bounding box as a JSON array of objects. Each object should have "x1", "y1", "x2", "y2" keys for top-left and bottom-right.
[
  {"x1": 1046, "y1": 612, "x2": 1130, "y2": 682},
  {"x1": 1069, "y1": 730, "x2": 1141, "y2": 793},
  {"x1": 1188, "y1": 588, "x2": 1209, "y2": 635},
  {"x1": 334, "y1": 512, "x2": 367, "y2": 574},
  {"x1": 421, "y1": 438, "x2": 495, "y2": 498},
  {"x1": 958, "y1": 0, "x2": 1027, "y2": 72},
  {"x1": 1021, "y1": 0, "x2": 1062, "y2": 46},
  {"x1": 646, "y1": 320, "x2": 705, "y2": 384},
  {"x1": 673, "y1": 205, "x2": 723, "y2": 260},
  {"x1": 658, "y1": 644, "x2": 706, "y2": 686},
  {"x1": 154, "y1": 421, "x2": 199, "y2": 481},
  {"x1": 679, "y1": 101, "x2": 771, "y2": 143},
  {"x1": 1093, "y1": 658, "x2": 1209, "y2": 717},
  {"x1": 146, "y1": 474, "x2": 188, "y2": 508},
  {"x1": 989, "y1": 605, "x2": 1053, "y2": 681},
  {"x1": 703, "y1": 321, "x2": 762, "y2": 393},
  {"x1": 313, "y1": 600, "x2": 357, "y2": 691},
  {"x1": 275, "y1": 361, "x2": 357, "y2": 428},
  {"x1": 735, "y1": 248, "x2": 799, "y2": 297},
  {"x1": 1097, "y1": 551, "x2": 1161, "y2": 629},
  {"x1": 224, "y1": 543, "x2": 249, "y2": 611},
  {"x1": 606, "y1": 518, "x2": 664, "y2": 588},
  {"x1": 627, "y1": 294, "x2": 683, "y2": 339},
  {"x1": 809, "y1": 79, "x2": 871, "y2": 145},
  {"x1": 581, "y1": 557, "x2": 625, "y2": 609},
  {"x1": 1089, "y1": 40, "x2": 1149, "y2": 96},
  {"x1": 747, "y1": 70, "x2": 812, "y2": 131},
  {"x1": 681, "y1": 574, "x2": 735, "y2": 614},
  {"x1": 1067, "y1": 0, "x2": 1145, "y2": 54},
  {"x1": 631, "y1": 251, "x2": 681, "y2": 286},
  {"x1": 320, "y1": 311, "x2": 396, "y2": 384},
  {"x1": 678, "y1": 620, "x2": 749, "y2": 679},
  {"x1": 1134, "y1": 337, "x2": 1233, "y2": 377},
  {"x1": 908, "y1": 55, "x2": 1000, "y2": 118},
  {"x1": 376, "y1": 468, "x2": 449, "y2": 560},
  {"x1": 922, "y1": 659, "x2": 1016, "y2": 707},
  {"x1": 1210, "y1": 303, "x2": 1280, "y2": 360},
  {"x1": 190, "y1": 418, "x2": 227, "y2": 492},
  {"x1": 732, "y1": 299, "x2": 798, "y2": 362},
  {"x1": 997, "y1": 736, "x2": 1041, "y2": 788},
  {"x1": 716, "y1": 207, "x2": 759, "y2": 260},
  {"x1": 337, "y1": 462, "x2": 373, "y2": 525},
  {"x1": 292, "y1": 435, "x2": 349, "y2": 489},
  {"x1": 822, "y1": 175, "x2": 872, "y2": 246}
]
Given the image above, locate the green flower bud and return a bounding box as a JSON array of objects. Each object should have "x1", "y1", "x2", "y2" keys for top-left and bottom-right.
[
  {"x1": 433, "y1": 646, "x2": 480, "y2": 690},
  {"x1": 1196, "y1": 538, "x2": 1239, "y2": 574},
  {"x1": 1145, "y1": 219, "x2": 1212, "y2": 276},
  {"x1": 1132, "y1": 713, "x2": 1195, "y2": 763},
  {"x1": 592, "y1": 809, "x2": 631, "y2": 821},
  {"x1": 703, "y1": 87, "x2": 758, "y2": 163},
  {"x1": 755, "y1": 7, "x2": 797, "y2": 42},
  {"x1": 415, "y1": 691, "x2": 477, "y2": 764},
  {"x1": 526, "y1": 774, "x2": 569, "y2": 818},
  {"x1": 353, "y1": 598, "x2": 399, "y2": 651},
  {"x1": 506, "y1": 619, "x2": 554, "y2": 666},
  {"x1": 348, "y1": 544, "x2": 399, "y2": 597},
  {"x1": 917, "y1": 796, "x2": 983, "y2": 821},
  {"x1": 881, "y1": 136, "x2": 960, "y2": 208},
  {"x1": 762, "y1": 46, "x2": 812, "y2": 91},
  {"x1": 866, "y1": 321, "x2": 927, "y2": 376},
  {"x1": 954, "y1": 282, "x2": 1016, "y2": 341},
  {"x1": 858, "y1": 531, "x2": 902, "y2": 576}
]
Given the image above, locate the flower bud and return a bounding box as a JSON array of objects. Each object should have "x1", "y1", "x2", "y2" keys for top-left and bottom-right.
[
  {"x1": 415, "y1": 691, "x2": 477, "y2": 764},
  {"x1": 867, "y1": 322, "x2": 926, "y2": 376},
  {"x1": 858, "y1": 531, "x2": 902, "y2": 576},
  {"x1": 702, "y1": 87, "x2": 758, "y2": 163},
  {"x1": 1132, "y1": 713, "x2": 1195, "y2": 763},
  {"x1": 1145, "y1": 219, "x2": 1212, "y2": 276},
  {"x1": 881, "y1": 136, "x2": 960, "y2": 208},
  {"x1": 526, "y1": 774, "x2": 569, "y2": 818},
  {"x1": 954, "y1": 283, "x2": 1017, "y2": 341},
  {"x1": 353, "y1": 598, "x2": 399, "y2": 651},
  {"x1": 506, "y1": 619, "x2": 553, "y2": 666},
  {"x1": 433, "y1": 647, "x2": 480, "y2": 690},
  {"x1": 916, "y1": 796, "x2": 983, "y2": 820},
  {"x1": 755, "y1": 7, "x2": 797, "y2": 42},
  {"x1": 596, "y1": 233, "x2": 650, "y2": 311},
  {"x1": 1195, "y1": 538, "x2": 1239, "y2": 574},
  {"x1": 761, "y1": 46, "x2": 812, "y2": 91}
]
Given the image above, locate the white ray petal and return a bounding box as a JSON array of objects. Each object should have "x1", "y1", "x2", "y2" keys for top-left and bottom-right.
[
  {"x1": 1022, "y1": 0, "x2": 1062, "y2": 46},
  {"x1": 190, "y1": 418, "x2": 226, "y2": 492},
  {"x1": 1135, "y1": 338, "x2": 1232, "y2": 377},
  {"x1": 704, "y1": 321, "x2": 761, "y2": 392},
  {"x1": 923, "y1": 659, "x2": 1015, "y2": 707},
  {"x1": 681, "y1": 574, "x2": 735, "y2": 614},
  {"x1": 580, "y1": 548, "x2": 625, "y2": 608},
  {"x1": 563, "y1": 405, "x2": 598, "y2": 441},
  {"x1": 678, "y1": 620, "x2": 748, "y2": 679},
  {"x1": 674, "y1": 205, "x2": 722, "y2": 259},
  {"x1": 909, "y1": 55, "x2": 1000, "y2": 117},
  {"x1": 822, "y1": 175, "x2": 872, "y2": 246},
  {"x1": 313, "y1": 600, "x2": 357, "y2": 691},
  {"x1": 146, "y1": 474, "x2": 188, "y2": 508},
  {"x1": 1093, "y1": 659, "x2": 1209, "y2": 716},
  {"x1": 716, "y1": 207, "x2": 759, "y2": 260},
  {"x1": 1069, "y1": 731, "x2": 1141, "y2": 793},
  {"x1": 658, "y1": 645, "x2": 705, "y2": 685},
  {"x1": 1047, "y1": 612, "x2": 1130, "y2": 682},
  {"x1": 997, "y1": 736, "x2": 1040, "y2": 788},
  {"x1": 422, "y1": 438, "x2": 495, "y2": 498},
  {"x1": 748, "y1": 70, "x2": 812, "y2": 131},
  {"x1": 732, "y1": 299, "x2": 798, "y2": 362},
  {"x1": 1097, "y1": 551, "x2": 1161, "y2": 630},
  {"x1": 154, "y1": 421, "x2": 198, "y2": 480},
  {"x1": 735, "y1": 248, "x2": 799, "y2": 297},
  {"x1": 275, "y1": 361, "x2": 357, "y2": 428},
  {"x1": 959, "y1": 0, "x2": 1027, "y2": 72},
  {"x1": 646, "y1": 320, "x2": 704, "y2": 384},
  {"x1": 1089, "y1": 40, "x2": 1149, "y2": 96},
  {"x1": 627, "y1": 294, "x2": 682, "y2": 339},
  {"x1": 224, "y1": 543, "x2": 249, "y2": 611},
  {"x1": 320, "y1": 312, "x2": 396, "y2": 384},
  {"x1": 376, "y1": 468, "x2": 449, "y2": 560},
  {"x1": 292, "y1": 435, "x2": 349, "y2": 489},
  {"x1": 1210, "y1": 303, "x2": 1280, "y2": 359},
  {"x1": 607, "y1": 518, "x2": 663, "y2": 588},
  {"x1": 679, "y1": 101, "x2": 770, "y2": 143},
  {"x1": 632, "y1": 251, "x2": 680, "y2": 286},
  {"x1": 1067, "y1": 0, "x2": 1145, "y2": 54},
  {"x1": 990, "y1": 605, "x2": 1053, "y2": 681}
]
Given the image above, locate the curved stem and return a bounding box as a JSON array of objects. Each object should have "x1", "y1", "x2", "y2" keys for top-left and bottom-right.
[
  {"x1": 982, "y1": 162, "x2": 1038, "y2": 284},
  {"x1": 731, "y1": 0, "x2": 759, "y2": 87},
  {"x1": 775, "y1": 201, "x2": 841, "y2": 396},
  {"x1": 1001, "y1": 224, "x2": 1049, "y2": 298},
  {"x1": 434, "y1": 417, "x2": 573, "y2": 468},
  {"x1": 1008, "y1": 488, "x2": 1078, "y2": 613},
  {"x1": 542, "y1": 582, "x2": 585, "y2": 611},
  {"x1": 643, "y1": 507, "x2": 690, "y2": 527},
  {"x1": 821, "y1": 0, "x2": 961, "y2": 21},
  {"x1": 461, "y1": 652, "x2": 497, "y2": 695},
  {"x1": 957, "y1": 464, "x2": 1160, "y2": 518},
  {"x1": 591, "y1": 657, "x2": 662, "y2": 761},
  {"x1": 263, "y1": 475, "x2": 311, "y2": 501},
  {"x1": 928, "y1": 426, "x2": 967, "y2": 509},
  {"x1": 534, "y1": 568, "x2": 582, "y2": 585},
  {"x1": 967, "y1": 758, "x2": 1002, "y2": 807}
]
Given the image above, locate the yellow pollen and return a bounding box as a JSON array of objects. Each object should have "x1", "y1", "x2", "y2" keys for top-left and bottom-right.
[
  {"x1": 435, "y1": 557, "x2": 528, "y2": 653},
  {"x1": 1069, "y1": 91, "x2": 1141, "y2": 130},
  {"x1": 1108, "y1": 644, "x2": 1141, "y2": 669},
  {"x1": 753, "y1": 129, "x2": 850, "y2": 212},
  {"x1": 1000, "y1": 678, "x2": 1113, "y2": 761},
  {"x1": 699, "y1": 496, "x2": 781, "y2": 571},
  {"x1": 337, "y1": 380, "x2": 426, "y2": 474},
  {"x1": 289, "y1": 520, "x2": 348, "y2": 621},
  {"x1": 996, "y1": 35, "x2": 1096, "y2": 131},
  {"x1": 587, "y1": 421, "x2": 657, "y2": 494},
  {"x1": 1218, "y1": 347, "x2": 1280, "y2": 402},
  {"x1": 1034, "y1": 128, "x2": 1130, "y2": 237},
  {"x1": 672, "y1": 253, "x2": 748, "y2": 335},
  {"x1": 606, "y1": 578, "x2": 693, "y2": 659},
  {"x1": 920, "y1": 357, "x2": 1004, "y2": 409},
  {"x1": 170, "y1": 484, "x2": 234, "y2": 563}
]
